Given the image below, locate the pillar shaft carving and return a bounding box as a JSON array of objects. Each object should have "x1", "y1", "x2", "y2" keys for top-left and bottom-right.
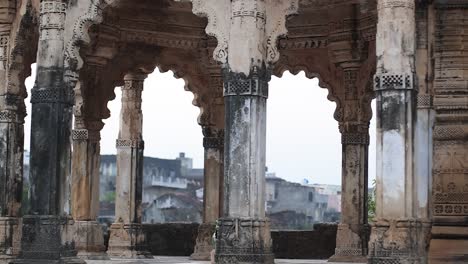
[{"x1": 108, "y1": 73, "x2": 151, "y2": 259}]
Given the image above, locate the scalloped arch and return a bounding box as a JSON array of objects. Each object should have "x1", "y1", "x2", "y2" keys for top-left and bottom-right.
[
  {"x1": 273, "y1": 64, "x2": 343, "y2": 122},
  {"x1": 65, "y1": 0, "x2": 208, "y2": 126}
]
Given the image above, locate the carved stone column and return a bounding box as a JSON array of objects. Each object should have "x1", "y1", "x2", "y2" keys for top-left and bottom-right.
[
  {"x1": 107, "y1": 72, "x2": 152, "y2": 259},
  {"x1": 12, "y1": 1, "x2": 85, "y2": 263},
  {"x1": 0, "y1": 94, "x2": 25, "y2": 263},
  {"x1": 181, "y1": 1, "x2": 298, "y2": 263},
  {"x1": 217, "y1": 66, "x2": 273, "y2": 264},
  {"x1": 71, "y1": 120, "x2": 108, "y2": 260},
  {"x1": 368, "y1": 0, "x2": 430, "y2": 263},
  {"x1": 330, "y1": 125, "x2": 370, "y2": 263},
  {"x1": 191, "y1": 127, "x2": 224, "y2": 260}
]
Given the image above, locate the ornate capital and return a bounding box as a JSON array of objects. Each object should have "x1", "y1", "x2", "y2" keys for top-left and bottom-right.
[
  {"x1": 203, "y1": 135, "x2": 224, "y2": 150},
  {"x1": 341, "y1": 132, "x2": 370, "y2": 145},
  {"x1": 72, "y1": 129, "x2": 101, "y2": 143},
  {"x1": 116, "y1": 139, "x2": 144, "y2": 149},
  {"x1": 223, "y1": 67, "x2": 270, "y2": 98},
  {"x1": 30, "y1": 88, "x2": 73, "y2": 105},
  {"x1": 202, "y1": 127, "x2": 224, "y2": 149},
  {"x1": 374, "y1": 74, "x2": 415, "y2": 91},
  {"x1": 179, "y1": 0, "x2": 298, "y2": 74},
  {"x1": 0, "y1": 110, "x2": 23, "y2": 124}
]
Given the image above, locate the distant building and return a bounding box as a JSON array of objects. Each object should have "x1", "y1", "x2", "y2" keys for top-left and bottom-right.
[
  {"x1": 265, "y1": 173, "x2": 341, "y2": 230},
  {"x1": 99, "y1": 153, "x2": 203, "y2": 223}
]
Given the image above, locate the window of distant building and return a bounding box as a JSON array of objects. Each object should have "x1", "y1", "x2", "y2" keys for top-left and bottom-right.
[{"x1": 308, "y1": 192, "x2": 314, "y2": 202}]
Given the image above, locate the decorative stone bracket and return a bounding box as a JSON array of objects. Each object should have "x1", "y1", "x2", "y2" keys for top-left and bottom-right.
[{"x1": 177, "y1": 0, "x2": 299, "y2": 74}]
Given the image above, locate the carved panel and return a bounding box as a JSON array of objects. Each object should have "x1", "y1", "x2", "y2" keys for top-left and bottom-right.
[{"x1": 432, "y1": 7, "x2": 468, "y2": 220}]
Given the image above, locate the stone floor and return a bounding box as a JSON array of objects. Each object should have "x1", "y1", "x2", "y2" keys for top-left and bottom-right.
[{"x1": 86, "y1": 256, "x2": 353, "y2": 264}]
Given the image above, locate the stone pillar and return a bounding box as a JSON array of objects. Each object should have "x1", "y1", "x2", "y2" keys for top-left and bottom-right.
[
  {"x1": 215, "y1": 67, "x2": 273, "y2": 264},
  {"x1": 0, "y1": 94, "x2": 25, "y2": 263},
  {"x1": 107, "y1": 72, "x2": 152, "y2": 259},
  {"x1": 330, "y1": 125, "x2": 370, "y2": 263},
  {"x1": 182, "y1": 0, "x2": 298, "y2": 263},
  {"x1": 368, "y1": 0, "x2": 430, "y2": 263},
  {"x1": 191, "y1": 127, "x2": 224, "y2": 260},
  {"x1": 71, "y1": 120, "x2": 108, "y2": 260},
  {"x1": 12, "y1": 1, "x2": 85, "y2": 263}
]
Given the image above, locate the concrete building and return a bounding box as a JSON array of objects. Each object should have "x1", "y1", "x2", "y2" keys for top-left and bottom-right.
[
  {"x1": 0, "y1": 1, "x2": 466, "y2": 263},
  {"x1": 265, "y1": 174, "x2": 338, "y2": 230},
  {"x1": 99, "y1": 153, "x2": 203, "y2": 223}
]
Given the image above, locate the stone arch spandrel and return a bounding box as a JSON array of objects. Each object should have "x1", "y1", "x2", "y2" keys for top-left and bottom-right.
[
  {"x1": 6, "y1": 0, "x2": 39, "y2": 98},
  {"x1": 79, "y1": 47, "x2": 210, "y2": 128},
  {"x1": 64, "y1": 0, "x2": 127, "y2": 87}
]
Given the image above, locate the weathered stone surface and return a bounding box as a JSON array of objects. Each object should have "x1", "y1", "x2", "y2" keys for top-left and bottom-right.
[
  {"x1": 0, "y1": 0, "x2": 465, "y2": 263},
  {"x1": 191, "y1": 223, "x2": 215, "y2": 261},
  {"x1": 72, "y1": 221, "x2": 108, "y2": 260},
  {"x1": 0, "y1": 217, "x2": 21, "y2": 264},
  {"x1": 215, "y1": 218, "x2": 274, "y2": 264},
  {"x1": 271, "y1": 223, "x2": 337, "y2": 260},
  {"x1": 11, "y1": 216, "x2": 84, "y2": 264},
  {"x1": 107, "y1": 223, "x2": 152, "y2": 259},
  {"x1": 191, "y1": 127, "x2": 224, "y2": 261},
  {"x1": 108, "y1": 73, "x2": 151, "y2": 259}
]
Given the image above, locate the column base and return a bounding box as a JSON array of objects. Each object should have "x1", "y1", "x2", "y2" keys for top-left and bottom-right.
[
  {"x1": 10, "y1": 215, "x2": 85, "y2": 264},
  {"x1": 72, "y1": 221, "x2": 109, "y2": 260},
  {"x1": 368, "y1": 219, "x2": 430, "y2": 264},
  {"x1": 0, "y1": 217, "x2": 21, "y2": 264},
  {"x1": 328, "y1": 224, "x2": 368, "y2": 263},
  {"x1": 215, "y1": 218, "x2": 274, "y2": 264},
  {"x1": 428, "y1": 225, "x2": 468, "y2": 264},
  {"x1": 190, "y1": 223, "x2": 215, "y2": 260},
  {"x1": 107, "y1": 223, "x2": 152, "y2": 259}
]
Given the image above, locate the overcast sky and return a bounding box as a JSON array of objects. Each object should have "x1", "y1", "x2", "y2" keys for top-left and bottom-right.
[{"x1": 24, "y1": 66, "x2": 376, "y2": 185}]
